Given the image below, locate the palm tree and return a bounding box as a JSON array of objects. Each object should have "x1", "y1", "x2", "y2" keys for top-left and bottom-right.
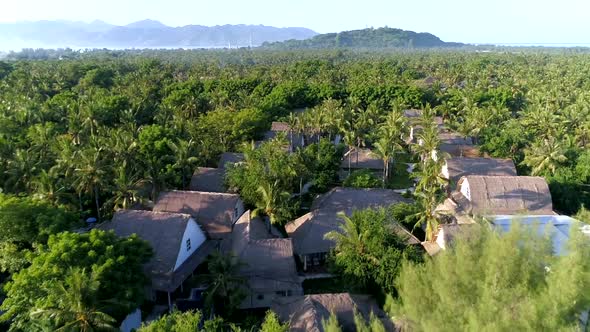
[
  {"x1": 73, "y1": 146, "x2": 110, "y2": 222},
  {"x1": 107, "y1": 165, "x2": 146, "y2": 210},
  {"x1": 168, "y1": 139, "x2": 199, "y2": 189},
  {"x1": 373, "y1": 138, "x2": 402, "y2": 188},
  {"x1": 200, "y1": 252, "x2": 247, "y2": 316},
  {"x1": 522, "y1": 137, "x2": 568, "y2": 176},
  {"x1": 255, "y1": 180, "x2": 291, "y2": 225},
  {"x1": 286, "y1": 112, "x2": 298, "y2": 151},
  {"x1": 324, "y1": 212, "x2": 379, "y2": 264},
  {"x1": 411, "y1": 126, "x2": 440, "y2": 164},
  {"x1": 32, "y1": 170, "x2": 73, "y2": 206},
  {"x1": 4, "y1": 148, "x2": 39, "y2": 193},
  {"x1": 30, "y1": 268, "x2": 116, "y2": 332},
  {"x1": 342, "y1": 130, "x2": 357, "y2": 175},
  {"x1": 412, "y1": 192, "x2": 441, "y2": 243}
]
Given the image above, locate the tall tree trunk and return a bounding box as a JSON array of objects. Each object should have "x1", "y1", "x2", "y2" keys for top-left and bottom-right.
[
  {"x1": 78, "y1": 192, "x2": 83, "y2": 213},
  {"x1": 382, "y1": 160, "x2": 387, "y2": 188},
  {"x1": 94, "y1": 186, "x2": 101, "y2": 223},
  {"x1": 348, "y1": 147, "x2": 352, "y2": 175}
]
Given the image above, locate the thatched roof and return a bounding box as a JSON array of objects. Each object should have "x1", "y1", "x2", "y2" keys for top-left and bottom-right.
[
  {"x1": 341, "y1": 148, "x2": 383, "y2": 170},
  {"x1": 456, "y1": 176, "x2": 553, "y2": 215},
  {"x1": 231, "y1": 212, "x2": 300, "y2": 299},
  {"x1": 189, "y1": 167, "x2": 225, "y2": 193},
  {"x1": 153, "y1": 190, "x2": 241, "y2": 239},
  {"x1": 101, "y1": 210, "x2": 215, "y2": 292},
  {"x1": 286, "y1": 187, "x2": 410, "y2": 255},
  {"x1": 272, "y1": 293, "x2": 395, "y2": 332},
  {"x1": 439, "y1": 132, "x2": 474, "y2": 145},
  {"x1": 264, "y1": 121, "x2": 305, "y2": 149},
  {"x1": 271, "y1": 121, "x2": 291, "y2": 132},
  {"x1": 445, "y1": 158, "x2": 517, "y2": 184}
]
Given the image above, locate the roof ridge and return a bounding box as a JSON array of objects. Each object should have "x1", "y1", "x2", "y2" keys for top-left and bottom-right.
[
  {"x1": 167, "y1": 189, "x2": 240, "y2": 197},
  {"x1": 116, "y1": 209, "x2": 193, "y2": 220}
]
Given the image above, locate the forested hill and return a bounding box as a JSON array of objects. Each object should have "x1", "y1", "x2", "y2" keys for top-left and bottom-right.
[
  {"x1": 0, "y1": 20, "x2": 317, "y2": 50},
  {"x1": 261, "y1": 27, "x2": 464, "y2": 49}
]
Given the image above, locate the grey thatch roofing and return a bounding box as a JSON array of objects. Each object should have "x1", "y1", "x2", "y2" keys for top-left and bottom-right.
[
  {"x1": 101, "y1": 210, "x2": 216, "y2": 292},
  {"x1": 271, "y1": 121, "x2": 291, "y2": 132},
  {"x1": 153, "y1": 190, "x2": 240, "y2": 239},
  {"x1": 272, "y1": 293, "x2": 395, "y2": 332},
  {"x1": 218, "y1": 152, "x2": 244, "y2": 169},
  {"x1": 403, "y1": 109, "x2": 422, "y2": 118},
  {"x1": 286, "y1": 187, "x2": 410, "y2": 255},
  {"x1": 231, "y1": 212, "x2": 300, "y2": 294},
  {"x1": 439, "y1": 132, "x2": 474, "y2": 145},
  {"x1": 190, "y1": 167, "x2": 225, "y2": 193},
  {"x1": 456, "y1": 176, "x2": 553, "y2": 215},
  {"x1": 445, "y1": 158, "x2": 517, "y2": 184},
  {"x1": 341, "y1": 148, "x2": 383, "y2": 170},
  {"x1": 264, "y1": 122, "x2": 305, "y2": 149}
]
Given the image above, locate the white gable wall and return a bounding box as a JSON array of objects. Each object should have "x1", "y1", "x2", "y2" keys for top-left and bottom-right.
[
  {"x1": 441, "y1": 161, "x2": 449, "y2": 180},
  {"x1": 460, "y1": 179, "x2": 471, "y2": 201},
  {"x1": 435, "y1": 227, "x2": 447, "y2": 250},
  {"x1": 174, "y1": 218, "x2": 207, "y2": 271}
]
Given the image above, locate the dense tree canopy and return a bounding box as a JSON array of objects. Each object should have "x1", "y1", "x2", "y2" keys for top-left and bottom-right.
[
  {"x1": 1, "y1": 47, "x2": 590, "y2": 329},
  {"x1": 392, "y1": 224, "x2": 590, "y2": 331},
  {"x1": 1, "y1": 49, "x2": 589, "y2": 217},
  {"x1": 325, "y1": 208, "x2": 422, "y2": 294},
  {"x1": 0, "y1": 230, "x2": 152, "y2": 330}
]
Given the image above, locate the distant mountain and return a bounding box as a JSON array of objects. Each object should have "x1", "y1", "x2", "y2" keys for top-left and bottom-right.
[
  {"x1": 262, "y1": 27, "x2": 464, "y2": 49},
  {"x1": 125, "y1": 19, "x2": 169, "y2": 29},
  {"x1": 0, "y1": 20, "x2": 317, "y2": 50}
]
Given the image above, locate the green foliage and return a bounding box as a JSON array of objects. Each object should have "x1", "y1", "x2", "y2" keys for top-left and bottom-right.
[
  {"x1": 139, "y1": 310, "x2": 202, "y2": 332},
  {"x1": 260, "y1": 310, "x2": 289, "y2": 332},
  {"x1": 574, "y1": 206, "x2": 590, "y2": 224},
  {"x1": 263, "y1": 27, "x2": 463, "y2": 49},
  {"x1": 30, "y1": 268, "x2": 117, "y2": 331},
  {"x1": 0, "y1": 242, "x2": 30, "y2": 274},
  {"x1": 226, "y1": 138, "x2": 301, "y2": 224},
  {"x1": 325, "y1": 208, "x2": 422, "y2": 294},
  {"x1": 199, "y1": 252, "x2": 247, "y2": 317},
  {"x1": 299, "y1": 139, "x2": 344, "y2": 193},
  {"x1": 0, "y1": 229, "x2": 153, "y2": 330},
  {"x1": 342, "y1": 170, "x2": 381, "y2": 189},
  {"x1": 321, "y1": 312, "x2": 342, "y2": 332},
  {"x1": 354, "y1": 311, "x2": 386, "y2": 332},
  {"x1": 388, "y1": 202, "x2": 424, "y2": 240},
  {"x1": 393, "y1": 224, "x2": 590, "y2": 331},
  {"x1": 0, "y1": 194, "x2": 79, "y2": 244}
]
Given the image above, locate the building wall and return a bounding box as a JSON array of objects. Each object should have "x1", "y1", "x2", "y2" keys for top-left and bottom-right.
[
  {"x1": 233, "y1": 199, "x2": 245, "y2": 223},
  {"x1": 441, "y1": 162, "x2": 449, "y2": 179},
  {"x1": 174, "y1": 218, "x2": 207, "y2": 270},
  {"x1": 460, "y1": 179, "x2": 471, "y2": 201},
  {"x1": 119, "y1": 308, "x2": 141, "y2": 332},
  {"x1": 435, "y1": 228, "x2": 447, "y2": 250}
]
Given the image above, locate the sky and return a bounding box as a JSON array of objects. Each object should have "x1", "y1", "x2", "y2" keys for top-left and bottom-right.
[{"x1": 1, "y1": 0, "x2": 590, "y2": 45}]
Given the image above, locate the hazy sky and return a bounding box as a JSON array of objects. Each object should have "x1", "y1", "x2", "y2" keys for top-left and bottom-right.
[{"x1": 2, "y1": 0, "x2": 589, "y2": 44}]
